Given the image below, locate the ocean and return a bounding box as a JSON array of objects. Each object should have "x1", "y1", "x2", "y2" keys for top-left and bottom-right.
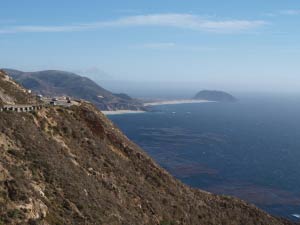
[{"x1": 108, "y1": 95, "x2": 300, "y2": 221}]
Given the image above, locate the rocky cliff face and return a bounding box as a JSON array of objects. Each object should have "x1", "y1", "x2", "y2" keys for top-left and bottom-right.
[{"x1": 0, "y1": 71, "x2": 295, "y2": 225}]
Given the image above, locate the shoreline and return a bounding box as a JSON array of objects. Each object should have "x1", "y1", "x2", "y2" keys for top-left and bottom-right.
[
  {"x1": 143, "y1": 99, "x2": 214, "y2": 106},
  {"x1": 102, "y1": 110, "x2": 146, "y2": 115},
  {"x1": 102, "y1": 100, "x2": 214, "y2": 115}
]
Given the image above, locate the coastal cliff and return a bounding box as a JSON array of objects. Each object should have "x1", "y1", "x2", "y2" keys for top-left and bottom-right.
[{"x1": 0, "y1": 70, "x2": 294, "y2": 225}]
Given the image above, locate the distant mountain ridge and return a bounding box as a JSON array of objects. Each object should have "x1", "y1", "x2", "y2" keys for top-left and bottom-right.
[
  {"x1": 194, "y1": 90, "x2": 236, "y2": 102},
  {"x1": 3, "y1": 69, "x2": 145, "y2": 111}
]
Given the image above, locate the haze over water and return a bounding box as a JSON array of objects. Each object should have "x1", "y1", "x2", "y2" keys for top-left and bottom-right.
[{"x1": 109, "y1": 95, "x2": 300, "y2": 221}]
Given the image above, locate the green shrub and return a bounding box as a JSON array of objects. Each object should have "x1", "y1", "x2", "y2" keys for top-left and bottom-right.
[{"x1": 7, "y1": 209, "x2": 21, "y2": 219}]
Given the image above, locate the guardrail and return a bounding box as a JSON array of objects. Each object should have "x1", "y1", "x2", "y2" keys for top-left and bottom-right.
[
  {"x1": 0, "y1": 98, "x2": 79, "y2": 113},
  {"x1": 0, "y1": 104, "x2": 43, "y2": 112}
]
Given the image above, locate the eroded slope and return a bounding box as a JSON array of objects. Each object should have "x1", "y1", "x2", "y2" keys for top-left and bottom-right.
[{"x1": 0, "y1": 70, "x2": 37, "y2": 107}]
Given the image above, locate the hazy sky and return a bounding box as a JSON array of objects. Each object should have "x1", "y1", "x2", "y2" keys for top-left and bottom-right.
[{"x1": 1, "y1": 0, "x2": 300, "y2": 93}]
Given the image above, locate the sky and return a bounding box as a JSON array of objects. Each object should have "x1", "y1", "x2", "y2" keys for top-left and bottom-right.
[{"x1": 1, "y1": 0, "x2": 300, "y2": 94}]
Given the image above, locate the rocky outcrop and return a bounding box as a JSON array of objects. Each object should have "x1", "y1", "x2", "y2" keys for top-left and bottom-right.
[{"x1": 194, "y1": 90, "x2": 237, "y2": 102}]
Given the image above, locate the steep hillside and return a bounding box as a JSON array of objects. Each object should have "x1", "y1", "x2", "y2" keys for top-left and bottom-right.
[
  {"x1": 3, "y1": 69, "x2": 144, "y2": 111},
  {"x1": 0, "y1": 72, "x2": 295, "y2": 225},
  {"x1": 0, "y1": 70, "x2": 37, "y2": 107}
]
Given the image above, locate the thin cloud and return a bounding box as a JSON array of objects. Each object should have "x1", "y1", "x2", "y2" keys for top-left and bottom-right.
[
  {"x1": 134, "y1": 42, "x2": 176, "y2": 49},
  {"x1": 0, "y1": 13, "x2": 267, "y2": 34},
  {"x1": 262, "y1": 12, "x2": 276, "y2": 17},
  {"x1": 263, "y1": 9, "x2": 300, "y2": 17},
  {"x1": 0, "y1": 19, "x2": 16, "y2": 24},
  {"x1": 114, "y1": 9, "x2": 142, "y2": 14},
  {"x1": 0, "y1": 25, "x2": 87, "y2": 34},
  {"x1": 280, "y1": 10, "x2": 300, "y2": 15}
]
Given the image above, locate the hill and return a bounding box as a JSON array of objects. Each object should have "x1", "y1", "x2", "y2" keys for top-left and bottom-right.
[
  {"x1": 0, "y1": 70, "x2": 38, "y2": 107},
  {"x1": 3, "y1": 69, "x2": 145, "y2": 111},
  {"x1": 0, "y1": 71, "x2": 294, "y2": 225},
  {"x1": 194, "y1": 90, "x2": 237, "y2": 102}
]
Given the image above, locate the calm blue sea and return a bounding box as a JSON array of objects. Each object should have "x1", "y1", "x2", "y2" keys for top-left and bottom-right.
[{"x1": 108, "y1": 96, "x2": 300, "y2": 221}]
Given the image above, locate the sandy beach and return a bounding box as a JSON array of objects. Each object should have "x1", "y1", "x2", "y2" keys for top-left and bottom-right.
[
  {"x1": 143, "y1": 99, "x2": 213, "y2": 106},
  {"x1": 102, "y1": 100, "x2": 213, "y2": 115}
]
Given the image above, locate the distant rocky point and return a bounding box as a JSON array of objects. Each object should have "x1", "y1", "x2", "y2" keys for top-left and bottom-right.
[{"x1": 194, "y1": 90, "x2": 236, "y2": 102}]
